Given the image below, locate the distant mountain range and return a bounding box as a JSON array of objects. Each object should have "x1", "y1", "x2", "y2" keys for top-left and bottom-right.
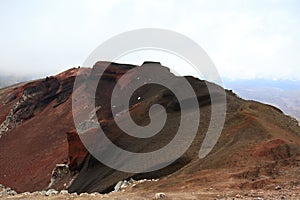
[
  {"x1": 0, "y1": 75, "x2": 32, "y2": 88},
  {"x1": 224, "y1": 79, "x2": 300, "y2": 121}
]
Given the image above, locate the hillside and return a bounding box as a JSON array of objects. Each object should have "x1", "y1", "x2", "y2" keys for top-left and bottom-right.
[
  {"x1": 0, "y1": 62, "x2": 300, "y2": 199},
  {"x1": 224, "y1": 79, "x2": 300, "y2": 121}
]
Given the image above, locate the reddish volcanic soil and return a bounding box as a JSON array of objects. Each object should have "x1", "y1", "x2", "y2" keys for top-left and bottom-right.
[{"x1": 0, "y1": 61, "x2": 300, "y2": 198}]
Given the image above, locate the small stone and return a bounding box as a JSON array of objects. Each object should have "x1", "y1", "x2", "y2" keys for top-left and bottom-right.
[
  {"x1": 0, "y1": 190, "x2": 9, "y2": 197},
  {"x1": 275, "y1": 186, "x2": 282, "y2": 190},
  {"x1": 60, "y1": 190, "x2": 69, "y2": 195},
  {"x1": 114, "y1": 181, "x2": 123, "y2": 192},
  {"x1": 90, "y1": 192, "x2": 100, "y2": 196},
  {"x1": 120, "y1": 180, "x2": 130, "y2": 189},
  {"x1": 129, "y1": 178, "x2": 135, "y2": 183},
  {"x1": 79, "y1": 192, "x2": 89, "y2": 196},
  {"x1": 45, "y1": 189, "x2": 58, "y2": 196},
  {"x1": 8, "y1": 190, "x2": 17, "y2": 196},
  {"x1": 155, "y1": 192, "x2": 166, "y2": 199},
  {"x1": 31, "y1": 191, "x2": 39, "y2": 195}
]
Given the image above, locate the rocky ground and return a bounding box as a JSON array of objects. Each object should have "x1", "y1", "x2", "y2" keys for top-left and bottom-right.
[{"x1": 1, "y1": 181, "x2": 300, "y2": 200}]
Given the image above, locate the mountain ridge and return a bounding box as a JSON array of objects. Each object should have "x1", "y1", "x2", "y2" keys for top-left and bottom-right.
[{"x1": 0, "y1": 62, "x2": 299, "y2": 195}]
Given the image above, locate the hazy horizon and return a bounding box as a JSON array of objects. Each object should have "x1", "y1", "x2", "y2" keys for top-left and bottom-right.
[
  {"x1": 2, "y1": 62, "x2": 300, "y2": 82},
  {"x1": 0, "y1": 0, "x2": 299, "y2": 80}
]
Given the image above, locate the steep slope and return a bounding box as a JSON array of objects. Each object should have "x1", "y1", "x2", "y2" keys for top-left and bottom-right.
[
  {"x1": 0, "y1": 68, "x2": 90, "y2": 192},
  {"x1": 0, "y1": 62, "x2": 299, "y2": 194}
]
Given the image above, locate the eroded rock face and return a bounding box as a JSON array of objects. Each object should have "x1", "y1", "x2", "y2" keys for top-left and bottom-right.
[
  {"x1": 0, "y1": 68, "x2": 89, "y2": 192},
  {"x1": 48, "y1": 164, "x2": 77, "y2": 191},
  {"x1": 0, "y1": 72, "x2": 80, "y2": 137},
  {"x1": 66, "y1": 131, "x2": 89, "y2": 171},
  {"x1": 0, "y1": 77, "x2": 60, "y2": 136}
]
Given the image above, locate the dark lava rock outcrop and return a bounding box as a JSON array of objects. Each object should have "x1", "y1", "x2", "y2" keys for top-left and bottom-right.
[{"x1": 0, "y1": 62, "x2": 300, "y2": 194}]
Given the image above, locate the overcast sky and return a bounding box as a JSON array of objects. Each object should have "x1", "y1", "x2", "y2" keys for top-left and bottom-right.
[{"x1": 0, "y1": 0, "x2": 299, "y2": 80}]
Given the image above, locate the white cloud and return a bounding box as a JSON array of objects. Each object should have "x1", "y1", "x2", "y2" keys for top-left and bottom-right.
[{"x1": 0, "y1": 0, "x2": 299, "y2": 80}]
